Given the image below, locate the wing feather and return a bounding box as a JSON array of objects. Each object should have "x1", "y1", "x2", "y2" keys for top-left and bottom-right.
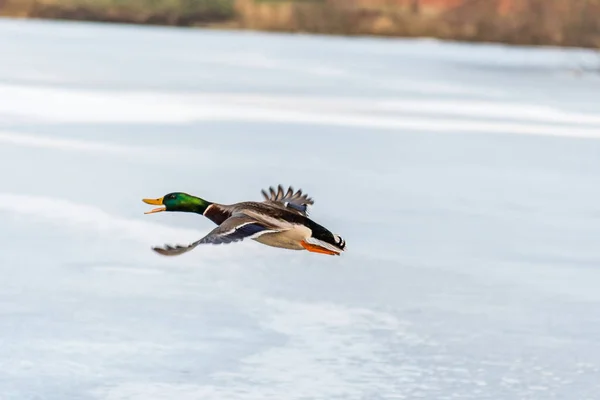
[
  {"x1": 151, "y1": 215, "x2": 279, "y2": 256},
  {"x1": 261, "y1": 184, "x2": 314, "y2": 216}
]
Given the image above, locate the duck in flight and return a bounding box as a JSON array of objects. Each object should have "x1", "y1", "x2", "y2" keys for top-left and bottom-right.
[{"x1": 142, "y1": 185, "x2": 346, "y2": 256}]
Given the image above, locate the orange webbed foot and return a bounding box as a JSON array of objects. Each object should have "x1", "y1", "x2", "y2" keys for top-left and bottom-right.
[{"x1": 300, "y1": 240, "x2": 339, "y2": 256}]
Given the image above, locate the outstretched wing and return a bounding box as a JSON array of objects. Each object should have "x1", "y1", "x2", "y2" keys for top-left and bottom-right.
[
  {"x1": 261, "y1": 184, "x2": 314, "y2": 216},
  {"x1": 152, "y1": 215, "x2": 279, "y2": 256}
]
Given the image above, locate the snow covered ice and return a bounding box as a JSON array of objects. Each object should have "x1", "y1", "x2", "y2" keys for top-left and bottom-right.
[{"x1": 1, "y1": 18, "x2": 600, "y2": 400}]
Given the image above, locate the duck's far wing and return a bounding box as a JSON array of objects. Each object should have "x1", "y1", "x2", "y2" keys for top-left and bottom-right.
[
  {"x1": 261, "y1": 184, "x2": 314, "y2": 216},
  {"x1": 151, "y1": 216, "x2": 279, "y2": 256}
]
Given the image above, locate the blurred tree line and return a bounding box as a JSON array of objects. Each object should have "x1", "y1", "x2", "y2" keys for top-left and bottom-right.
[
  {"x1": 1, "y1": 0, "x2": 600, "y2": 48},
  {"x1": 0, "y1": 0, "x2": 235, "y2": 25}
]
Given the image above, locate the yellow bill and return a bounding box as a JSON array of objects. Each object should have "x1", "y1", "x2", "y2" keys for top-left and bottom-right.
[{"x1": 143, "y1": 197, "x2": 165, "y2": 214}]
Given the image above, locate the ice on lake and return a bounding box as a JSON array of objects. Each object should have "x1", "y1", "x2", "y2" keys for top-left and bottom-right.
[{"x1": 1, "y1": 17, "x2": 600, "y2": 400}]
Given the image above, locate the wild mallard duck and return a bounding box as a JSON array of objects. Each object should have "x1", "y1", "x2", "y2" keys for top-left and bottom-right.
[{"x1": 142, "y1": 185, "x2": 346, "y2": 256}]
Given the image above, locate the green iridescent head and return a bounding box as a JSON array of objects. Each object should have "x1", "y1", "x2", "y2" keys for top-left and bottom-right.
[{"x1": 143, "y1": 192, "x2": 211, "y2": 215}]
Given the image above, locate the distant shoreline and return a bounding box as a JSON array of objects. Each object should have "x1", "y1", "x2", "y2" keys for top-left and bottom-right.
[{"x1": 2, "y1": 0, "x2": 600, "y2": 50}]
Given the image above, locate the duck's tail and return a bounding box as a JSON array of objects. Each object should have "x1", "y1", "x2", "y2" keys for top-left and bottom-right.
[{"x1": 332, "y1": 234, "x2": 346, "y2": 252}]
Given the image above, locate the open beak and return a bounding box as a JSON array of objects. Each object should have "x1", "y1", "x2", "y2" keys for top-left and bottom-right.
[{"x1": 143, "y1": 197, "x2": 166, "y2": 214}]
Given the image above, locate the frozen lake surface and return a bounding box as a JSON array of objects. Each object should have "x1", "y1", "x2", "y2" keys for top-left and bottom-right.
[{"x1": 1, "y1": 18, "x2": 600, "y2": 400}]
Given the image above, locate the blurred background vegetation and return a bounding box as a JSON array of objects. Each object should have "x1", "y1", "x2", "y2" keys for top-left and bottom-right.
[{"x1": 2, "y1": 0, "x2": 600, "y2": 48}]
